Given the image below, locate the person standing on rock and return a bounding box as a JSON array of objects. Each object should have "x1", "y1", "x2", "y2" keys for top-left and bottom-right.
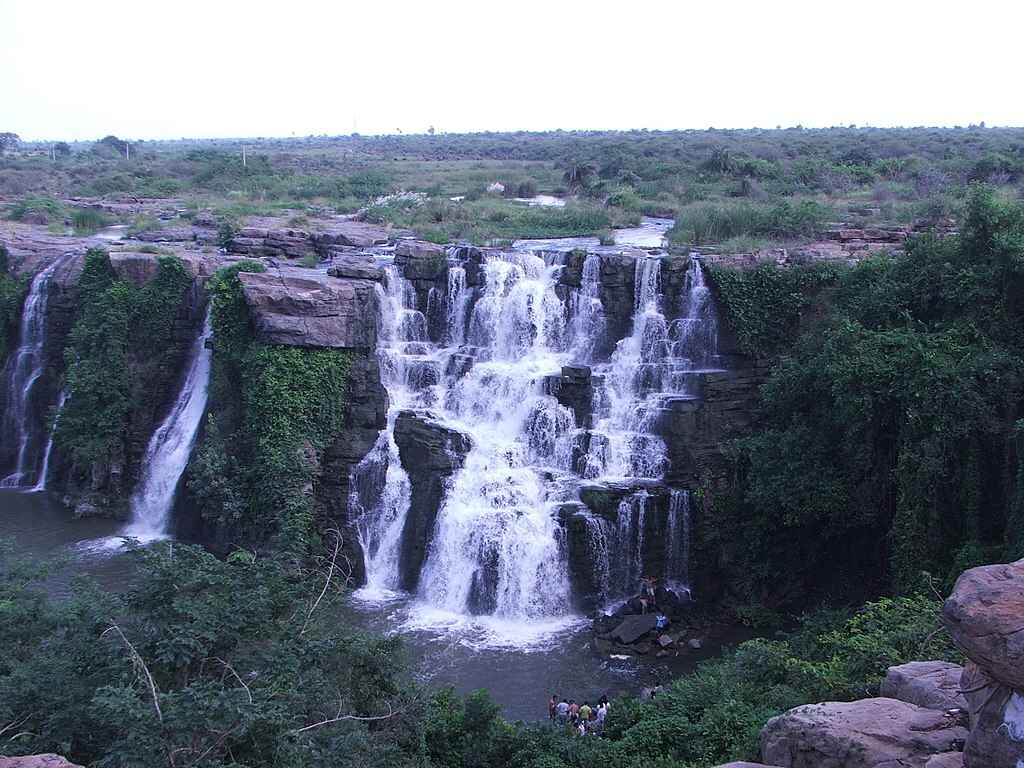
[
  {"x1": 548, "y1": 694, "x2": 557, "y2": 722},
  {"x1": 556, "y1": 698, "x2": 569, "y2": 724},
  {"x1": 579, "y1": 701, "x2": 592, "y2": 722}
]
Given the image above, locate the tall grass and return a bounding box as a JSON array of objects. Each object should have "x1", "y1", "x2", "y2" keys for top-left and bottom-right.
[
  {"x1": 668, "y1": 199, "x2": 831, "y2": 246},
  {"x1": 71, "y1": 208, "x2": 109, "y2": 234}
]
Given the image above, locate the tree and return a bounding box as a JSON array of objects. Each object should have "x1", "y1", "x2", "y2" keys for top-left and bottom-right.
[
  {"x1": 561, "y1": 158, "x2": 597, "y2": 194},
  {"x1": 53, "y1": 142, "x2": 72, "y2": 158},
  {"x1": 0, "y1": 132, "x2": 20, "y2": 154}
]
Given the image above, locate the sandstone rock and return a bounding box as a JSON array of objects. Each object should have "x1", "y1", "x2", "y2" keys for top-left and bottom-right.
[
  {"x1": 881, "y1": 661, "x2": 967, "y2": 711},
  {"x1": 924, "y1": 754, "x2": 964, "y2": 768},
  {"x1": 713, "y1": 763, "x2": 784, "y2": 768},
  {"x1": 611, "y1": 613, "x2": 658, "y2": 644},
  {"x1": 959, "y1": 661, "x2": 1024, "y2": 768},
  {"x1": 760, "y1": 698, "x2": 968, "y2": 768},
  {"x1": 558, "y1": 504, "x2": 612, "y2": 612},
  {"x1": 942, "y1": 557, "x2": 1024, "y2": 690},
  {"x1": 134, "y1": 226, "x2": 195, "y2": 242},
  {"x1": 543, "y1": 366, "x2": 594, "y2": 428},
  {"x1": 394, "y1": 240, "x2": 447, "y2": 281},
  {"x1": 237, "y1": 268, "x2": 378, "y2": 350},
  {"x1": 0, "y1": 756, "x2": 84, "y2": 768},
  {"x1": 327, "y1": 253, "x2": 384, "y2": 281},
  {"x1": 311, "y1": 219, "x2": 390, "y2": 249}
]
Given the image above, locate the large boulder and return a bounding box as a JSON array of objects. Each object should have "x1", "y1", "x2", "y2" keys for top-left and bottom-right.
[
  {"x1": 759, "y1": 698, "x2": 968, "y2": 768},
  {"x1": 924, "y1": 755, "x2": 963, "y2": 768},
  {"x1": 610, "y1": 613, "x2": 659, "y2": 644},
  {"x1": 0, "y1": 757, "x2": 85, "y2": 768},
  {"x1": 237, "y1": 268, "x2": 379, "y2": 349},
  {"x1": 942, "y1": 557, "x2": 1024, "y2": 691},
  {"x1": 959, "y1": 661, "x2": 1024, "y2": 768},
  {"x1": 880, "y1": 661, "x2": 967, "y2": 711}
]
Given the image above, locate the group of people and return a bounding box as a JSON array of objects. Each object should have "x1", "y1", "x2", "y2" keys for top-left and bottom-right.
[{"x1": 548, "y1": 695, "x2": 611, "y2": 735}]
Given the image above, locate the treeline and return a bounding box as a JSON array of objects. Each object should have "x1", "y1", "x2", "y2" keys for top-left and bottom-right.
[{"x1": 701, "y1": 185, "x2": 1024, "y2": 610}]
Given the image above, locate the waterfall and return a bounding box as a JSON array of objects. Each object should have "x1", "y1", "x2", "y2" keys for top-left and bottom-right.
[
  {"x1": 30, "y1": 390, "x2": 67, "y2": 493},
  {"x1": 665, "y1": 489, "x2": 691, "y2": 588},
  {"x1": 123, "y1": 311, "x2": 213, "y2": 538},
  {"x1": 0, "y1": 256, "x2": 67, "y2": 488},
  {"x1": 354, "y1": 247, "x2": 723, "y2": 628}
]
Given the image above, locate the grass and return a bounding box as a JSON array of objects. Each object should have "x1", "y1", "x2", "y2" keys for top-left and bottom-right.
[
  {"x1": 6, "y1": 194, "x2": 65, "y2": 223},
  {"x1": 70, "y1": 207, "x2": 109, "y2": 234},
  {"x1": 361, "y1": 196, "x2": 640, "y2": 244},
  {"x1": 668, "y1": 199, "x2": 832, "y2": 246}
]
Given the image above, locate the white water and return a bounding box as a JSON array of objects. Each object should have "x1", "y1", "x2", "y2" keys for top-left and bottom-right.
[
  {"x1": 30, "y1": 390, "x2": 67, "y2": 493},
  {"x1": 1, "y1": 256, "x2": 68, "y2": 488},
  {"x1": 354, "y1": 248, "x2": 721, "y2": 644},
  {"x1": 123, "y1": 311, "x2": 213, "y2": 539}
]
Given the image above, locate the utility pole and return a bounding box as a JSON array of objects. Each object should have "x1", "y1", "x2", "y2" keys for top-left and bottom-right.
[
  {"x1": 51, "y1": 145, "x2": 55, "y2": 161},
  {"x1": 125, "y1": 142, "x2": 130, "y2": 160},
  {"x1": 242, "y1": 144, "x2": 247, "y2": 168}
]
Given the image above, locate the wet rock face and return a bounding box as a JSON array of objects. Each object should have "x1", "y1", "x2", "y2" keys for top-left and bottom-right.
[
  {"x1": 393, "y1": 410, "x2": 472, "y2": 591},
  {"x1": 596, "y1": 252, "x2": 637, "y2": 356},
  {"x1": 394, "y1": 241, "x2": 449, "y2": 343},
  {"x1": 558, "y1": 503, "x2": 612, "y2": 612},
  {"x1": 759, "y1": 698, "x2": 968, "y2": 768},
  {"x1": 543, "y1": 365, "x2": 595, "y2": 428},
  {"x1": 943, "y1": 557, "x2": 1024, "y2": 691},
  {"x1": 881, "y1": 661, "x2": 967, "y2": 712},
  {"x1": 959, "y1": 662, "x2": 1024, "y2": 768},
  {"x1": 237, "y1": 268, "x2": 379, "y2": 350},
  {"x1": 315, "y1": 354, "x2": 389, "y2": 584}
]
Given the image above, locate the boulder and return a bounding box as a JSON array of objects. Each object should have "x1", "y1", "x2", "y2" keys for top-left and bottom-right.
[
  {"x1": 959, "y1": 661, "x2": 1024, "y2": 768},
  {"x1": 610, "y1": 613, "x2": 658, "y2": 644},
  {"x1": 924, "y1": 755, "x2": 963, "y2": 768},
  {"x1": 0, "y1": 757, "x2": 85, "y2": 768},
  {"x1": 311, "y1": 220, "x2": 390, "y2": 249},
  {"x1": 880, "y1": 661, "x2": 967, "y2": 711},
  {"x1": 237, "y1": 268, "x2": 379, "y2": 350},
  {"x1": 713, "y1": 764, "x2": 784, "y2": 768},
  {"x1": 394, "y1": 240, "x2": 447, "y2": 281},
  {"x1": 942, "y1": 557, "x2": 1024, "y2": 690},
  {"x1": 760, "y1": 698, "x2": 968, "y2": 768},
  {"x1": 327, "y1": 253, "x2": 384, "y2": 281}
]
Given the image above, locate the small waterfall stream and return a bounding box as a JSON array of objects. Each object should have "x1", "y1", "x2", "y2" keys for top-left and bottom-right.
[
  {"x1": 353, "y1": 247, "x2": 722, "y2": 641},
  {"x1": 124, "y1": 311, "x2": 213, "y2": 539},
  {"x1": 1, "y1": 256, "x2": 67, "y2": 488}
]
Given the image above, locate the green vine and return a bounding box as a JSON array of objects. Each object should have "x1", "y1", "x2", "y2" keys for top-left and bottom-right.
[{"x1": 707, "y1": 262, "x2": 841, "y2": 356}]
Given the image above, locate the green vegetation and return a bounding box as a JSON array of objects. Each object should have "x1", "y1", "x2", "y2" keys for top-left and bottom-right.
[
  {"x1": 57, "y1": 249, "x2": 193, "y2": 483},
  {"x1": 702, "y1": 186, "x2": 1024, "y2": 609},
  {"x1": 0, "y1": 245, "x2": 27, "y2": 361},
  {"x1": 0, "y1": 539, "x2": 954, "y2": 767},
  {"x1": 70, "y1": 206, "x2": 109, "y2": 234},
  {"x1": 187, "y1": 263, "x2": 356, "y2": 553},
  {"x1": 362, "y1": 196, "x2": 638, "y2": 245},
  {"x1": 5, "y1": 194, "x2": 65, "y2": 224},
  {"x1": 669, "y1": 200, "x2": 831, "y2": 245}
]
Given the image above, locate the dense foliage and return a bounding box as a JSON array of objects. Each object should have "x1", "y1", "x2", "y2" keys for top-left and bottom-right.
[
  {"x1": 0, "y1": 245, "x2": 27, "y2": 362},
  {"x1": 0, "y1": 540, "x2": 956, "y2": 768},
  {"x1": 702, "y1": 186, "x2": 1024, "y2": 607},
  {"x1": 187, "y1": 262, "x2": 356, "y2": 553},
  {"x1": 57, "y1": 250, "x2": 193, "y2": 493}
]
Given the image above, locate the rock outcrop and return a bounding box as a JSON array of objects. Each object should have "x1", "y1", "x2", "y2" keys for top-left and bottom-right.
[
  {"x1": 237, "y1": 268, "x2": 379, "y2": 350},
  {"x1": 227, "y1": 217, "x2": 390, "y2": 262},
  {"x1": 943, "y1": 558, "x2": 1024, "y2": 691},
  {"x1": 393, "y1": 410, "x2": 472, "y2": 591},
  {"x1": 0, "y1": 756, "x2": 85, "y2": 768},
  {"x1": 881, "y1": 661, "x2": 967, "y2": 712},
  {"x1": 393, "y1": 240, "x2": 449, "y2": 343},
  {"x1": 942, "y1": 557, "x2": 1024, "y2": 768},
  {"x1": 759, "y1": 698, "x2": 967, "y2": 768}
]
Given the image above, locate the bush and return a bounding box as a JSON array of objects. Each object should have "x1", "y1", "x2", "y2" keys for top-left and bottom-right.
[{"x1": 70, "y1": 207, "x2": 108, "y2": 234}]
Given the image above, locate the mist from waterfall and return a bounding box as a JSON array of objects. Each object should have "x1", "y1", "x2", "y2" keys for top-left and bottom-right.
[
  {"x1": 1, "y1": 256, "x2": 67, "y2": 489},
  {"x1": 123, "y1": 310, "x2": 213, "y2": 539}
]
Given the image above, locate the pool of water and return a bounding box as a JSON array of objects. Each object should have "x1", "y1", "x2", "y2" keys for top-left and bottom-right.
[{"x1": 0, "y1": 490, "x2": 746, "y2": 722}]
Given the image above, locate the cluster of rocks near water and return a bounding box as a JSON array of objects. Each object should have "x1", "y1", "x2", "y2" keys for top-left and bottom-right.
[{"x1": 714, "y1": 557, "x2": 1024, "y2": 768}]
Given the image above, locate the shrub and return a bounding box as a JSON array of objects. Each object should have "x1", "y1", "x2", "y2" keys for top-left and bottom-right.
[{"x1": 70, "y1": 207, "x2": 108, "y2": 234}]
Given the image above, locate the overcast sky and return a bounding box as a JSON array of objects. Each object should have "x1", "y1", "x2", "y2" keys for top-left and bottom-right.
[{"x1": 2, "y1": 0, "x2": 1021, "y2": 141}]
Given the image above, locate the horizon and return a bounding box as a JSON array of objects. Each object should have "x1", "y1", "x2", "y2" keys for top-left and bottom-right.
[{"x1": 3, "y1": 0, "x2": 1023, "y2": 142}]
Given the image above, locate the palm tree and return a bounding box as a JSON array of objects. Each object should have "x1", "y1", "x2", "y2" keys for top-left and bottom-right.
[{"x1": 562, "y1": 159, "x2": 598, "y2": 195}]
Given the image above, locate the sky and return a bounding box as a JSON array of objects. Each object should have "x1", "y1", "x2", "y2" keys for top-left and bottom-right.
[{"x1": 1, "y1": 0, "x2": 1022, "y2": 142}]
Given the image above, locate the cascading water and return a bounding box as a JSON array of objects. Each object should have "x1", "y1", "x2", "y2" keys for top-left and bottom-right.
[
  {"x1": 123, "y1": 311, "x2": 213, "y2": 539},
  {"x1": 1, "y1": 256, "x2": 68, "y2": 488},
  {"x1": 30, "y1": 390, "x2": 67, "y2": 493},
  {"x1": 353, "y1": 246, "x2": 722, "y2": 639}
]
